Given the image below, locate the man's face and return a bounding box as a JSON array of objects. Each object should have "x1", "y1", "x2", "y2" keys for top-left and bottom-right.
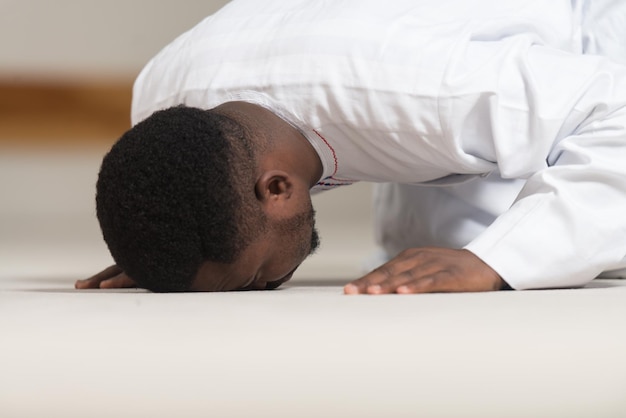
[{"x1": 191, "y1": 208, "x2": 320, "y2": 291}]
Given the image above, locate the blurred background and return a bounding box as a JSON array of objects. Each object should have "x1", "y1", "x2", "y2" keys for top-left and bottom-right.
[{"x1": 0, "y1": 0, "x2": 376, "y2": 283}]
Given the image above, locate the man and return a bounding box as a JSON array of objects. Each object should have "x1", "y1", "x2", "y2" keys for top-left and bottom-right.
[{"x1": 76, "y1": 0, "x2": 626, "y2": 294}]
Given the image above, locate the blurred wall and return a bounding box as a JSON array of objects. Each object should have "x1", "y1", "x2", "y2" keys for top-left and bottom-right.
[
  {"x1": 0, "y1": 0, "x2": 231, "y2": 143},
  {"x1": 1, "y1": 0, "x2": 231, "y2": 81}
]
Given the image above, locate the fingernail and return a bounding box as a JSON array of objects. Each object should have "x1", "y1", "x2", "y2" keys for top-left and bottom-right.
[
  {"x1": 344, "y1": 284, "x2": 358, "y2": 294},
  {"x1": 397, "y1": 286, "x2": 409, "y2": 294},
  {"x1": 368, "y1": 285, "x2": 382, "y2": 294}
]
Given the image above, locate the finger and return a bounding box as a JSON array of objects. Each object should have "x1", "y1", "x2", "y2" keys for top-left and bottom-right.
[
  {"x1": 344, "y1": 250, "x2": 437, "y2": 295},
  {"x1": 396, "y1": 276, "x2": 441, "y2": 294},
  {"x1": 75, "y1": 265, "x2": 123, "y2": 289},
  {"x1": 366, "y1": 258, "x2": 450, "y2": 294},
  {"x1": 100, "y1": 274, "x2": 137, "y2": 289},
  {"x1": 395, "y1": 272, "x2": 476, "y2": 294},
  {"x1": 74, "y1": 279, "x2": 96, "y2": 289},
  {"x1": 75, "y1": 277, "x2": 108, "y2": 289},
  {"x1": 89, "y1": 264, "x2": 123, "y2": 281},
  {"x1": 368, "y1": 270, "x2": 421, "y2": 294},
  {"x1": 344, "y1": 264, "x2": 396, "y2": 294}
]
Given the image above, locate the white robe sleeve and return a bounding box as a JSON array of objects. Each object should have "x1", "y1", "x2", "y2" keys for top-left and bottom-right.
[{"x1": 439, "y1": 35, "x2": 626, "y2": 289}]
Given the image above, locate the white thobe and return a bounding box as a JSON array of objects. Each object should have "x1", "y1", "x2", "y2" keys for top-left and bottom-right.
[
  {"x1": 132, "y1": 0, "x2": 626, "y2": 290},
  {"x1": 373, "y1": 0, "x2": 626, "y2": 286}
]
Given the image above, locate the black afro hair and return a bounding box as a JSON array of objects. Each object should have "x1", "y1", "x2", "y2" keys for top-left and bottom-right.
[{"x1": 96, "y1": 106, "x2": 263, "y2": 292}]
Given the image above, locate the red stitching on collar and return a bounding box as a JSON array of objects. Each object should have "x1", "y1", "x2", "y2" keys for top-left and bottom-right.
[{"x1": 313, "y1": 129, "x2": 338, "y2": 176}]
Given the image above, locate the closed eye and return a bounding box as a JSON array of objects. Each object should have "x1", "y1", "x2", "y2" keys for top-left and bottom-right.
[{"x1": 236, "y1": 275, "x2": 258, "y2": 291}]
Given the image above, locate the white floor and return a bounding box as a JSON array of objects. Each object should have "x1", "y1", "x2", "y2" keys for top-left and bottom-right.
[{"x1": 2, "y1": 148, "x2": 626, "y2": 418}]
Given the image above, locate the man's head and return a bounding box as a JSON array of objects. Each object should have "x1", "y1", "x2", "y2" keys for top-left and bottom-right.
[{"x1": 96, "y1": 104, "x2": 320, "y2": 292}]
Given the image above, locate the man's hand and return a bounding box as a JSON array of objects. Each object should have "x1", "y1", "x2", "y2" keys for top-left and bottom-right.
[
  {"x1": 344, "y1": 248, "x2": 507, "y2": 295},
  {"x1": 75, "y1": 265, "x2": 138, "y2": 289}
]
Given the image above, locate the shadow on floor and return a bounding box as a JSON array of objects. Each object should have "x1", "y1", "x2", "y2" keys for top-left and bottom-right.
[{"x1": 4, "y1": 277, "x2": 623, "y2": 293}]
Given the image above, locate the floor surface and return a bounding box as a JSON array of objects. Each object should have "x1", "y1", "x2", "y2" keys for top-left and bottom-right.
[{"x1": 1, "y1": 148, "x2": 626, "y2": 418}]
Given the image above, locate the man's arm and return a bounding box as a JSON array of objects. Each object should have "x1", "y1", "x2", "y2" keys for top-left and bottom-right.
[
  {"x1": 75, "y1": 265, "x2": 138, "y2": 289},
  {"x1": 350, "y1": 41, "x2": 626, "y2": 293},
  {"x1": 452, "y1": 43, "x2": 626, "y2": 290}
]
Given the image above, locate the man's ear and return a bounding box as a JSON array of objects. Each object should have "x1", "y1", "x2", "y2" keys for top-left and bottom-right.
[{"x1": 255, "y1": 170, "x2": 293, "y2": 204}]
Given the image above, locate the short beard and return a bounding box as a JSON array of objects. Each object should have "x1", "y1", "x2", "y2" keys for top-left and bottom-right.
[{"x1": 277, "y1": 206, "x2": 320, "y2": 260}]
